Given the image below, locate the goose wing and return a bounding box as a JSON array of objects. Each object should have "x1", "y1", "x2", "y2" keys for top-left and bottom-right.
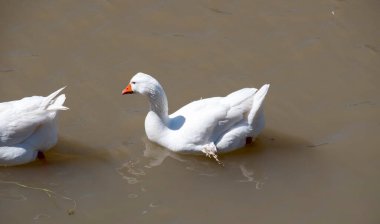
[{"x1": 169, "y1": 88, "x2": 257, "y2": 143}]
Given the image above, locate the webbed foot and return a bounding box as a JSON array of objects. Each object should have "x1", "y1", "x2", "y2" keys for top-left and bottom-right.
[{"x1": 201, "y1": 143, "x2": 223, "y2": 166}]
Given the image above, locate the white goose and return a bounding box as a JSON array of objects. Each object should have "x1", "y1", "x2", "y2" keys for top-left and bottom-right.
[
  {"x1": 122, "y1": 73, "x2": 269, "y2": 158},
  {"x1": 0, "y1": 87, "x2": 68, "y2": 166}
]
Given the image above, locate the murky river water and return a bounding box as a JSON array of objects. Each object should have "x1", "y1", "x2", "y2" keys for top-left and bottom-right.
[{"x1": 1, "y1": 0, "x2": 379, "y2": 223}]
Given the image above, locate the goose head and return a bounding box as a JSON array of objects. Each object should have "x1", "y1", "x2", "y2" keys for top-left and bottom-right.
[
  {"x1": 122, "y1": 72, "x2": 169, "y2": 123},
  {"x1": 122, "y1": 72, "x2": 162, "y2": 96}
]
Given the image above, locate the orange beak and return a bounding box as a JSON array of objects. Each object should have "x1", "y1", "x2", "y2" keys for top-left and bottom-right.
[{"x1": 122, "y1": 83, "x2": 133, "y2": 95}]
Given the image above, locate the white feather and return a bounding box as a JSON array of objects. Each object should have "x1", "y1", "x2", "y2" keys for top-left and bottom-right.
[
  {"x1": 0, "y1": 87, "x2": 68, "y2": 166},
  {"x1": 125, "y1": 73, "x2": 269, "y2": 154}
]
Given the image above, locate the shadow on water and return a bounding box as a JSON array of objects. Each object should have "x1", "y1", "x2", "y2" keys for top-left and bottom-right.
[
  {"x1": 0, "y1": 129, "x2": 313, "y2": 176},
  {"x1": 137, "y1": 127, "x2": 310, "y2": 167},
  {"x1": 112, "y1": 129, "x2": 315, "y2": 186},
  {"x1": 0, "y1": 138, "x2": 111, "y2": 172},
  {"x1": 126, "y1": 128, "x2": 313, "y2": 170},
  {"x1": 0, "y1": 139, "x2": 98, "y2": 171},
  {"x1": 224, "y1": 128, "x2": 312, "y2": 158},
  {"x1": 42, "y1": 138, "x2": 109, "y2": 166}
]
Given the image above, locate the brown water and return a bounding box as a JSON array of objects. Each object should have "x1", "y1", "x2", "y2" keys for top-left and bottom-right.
[{"x1": 1, "y1": 0, "x2": 379, "y2": 223}]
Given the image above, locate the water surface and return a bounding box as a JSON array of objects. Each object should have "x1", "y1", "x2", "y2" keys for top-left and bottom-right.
[{"x1": 1, "y1": 0, "x2": 379, "y2": 223}]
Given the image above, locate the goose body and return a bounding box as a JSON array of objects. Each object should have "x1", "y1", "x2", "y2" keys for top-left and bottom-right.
[
  {"x1": 0, "y1": 87, "x2": 68, "y2": 166},
  {"x1": 122, "y1": 73, "x2": 269, "y2": 155}
]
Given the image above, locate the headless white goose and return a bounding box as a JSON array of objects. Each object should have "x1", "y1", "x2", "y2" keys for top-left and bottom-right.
[
  {"x1": 0, "y1": 87, "x2": 68, "y2": 166},
  {"x1": 122, "y1": 73, "x2": 269, "y2": 157}
]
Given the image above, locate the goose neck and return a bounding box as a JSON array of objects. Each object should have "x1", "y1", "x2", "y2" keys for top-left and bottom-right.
[{"x1": 147, "y1": 87, "x2": 169, "y2": 123}]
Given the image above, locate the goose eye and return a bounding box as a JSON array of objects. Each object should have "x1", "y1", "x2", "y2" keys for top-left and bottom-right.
[{"x1": 131, "y1": 82, "x2": 136, "y2": 84}]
